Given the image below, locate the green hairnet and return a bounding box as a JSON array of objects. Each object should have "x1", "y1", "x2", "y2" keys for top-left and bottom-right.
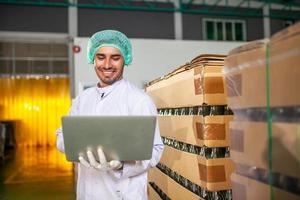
[{"x1": 87, "y1": 30, "x2": 132, "y2": 65}]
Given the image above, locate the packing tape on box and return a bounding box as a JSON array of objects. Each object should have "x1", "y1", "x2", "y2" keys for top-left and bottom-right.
[
  {"x1": 194, "y1": 66, "x2": 224, "y2": 95},
  {"x1": 194, "y1": 77, "x2": 204, "y2": 95},
  {"x1": 225, "y1": 74, "x2": 242, "y2": 97},
  {"x1": 196, "y1": 123, "x2": 226, "y2": 141},
  {"x1": 194, "y1": 76, "x2": 225, "y2": 95},
  {"x1": 229, "y1": 128, "x2": 244, "y2": 152},
  {"x1": 198, "y1": 164, "x2": 226, "y2": 182}
]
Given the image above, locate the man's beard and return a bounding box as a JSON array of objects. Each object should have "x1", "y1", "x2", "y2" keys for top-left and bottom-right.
[{"x1": 98, "y1": 66, "x2": 123, "y2": 87}]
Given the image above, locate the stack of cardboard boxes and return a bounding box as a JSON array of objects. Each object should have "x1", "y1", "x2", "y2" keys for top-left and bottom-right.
[
  {"x1": 146, "y1": 55, "x2": 235, "y2": 200},
  {"x1": 224, "y1": 23, "x2": 300, "y2": 200}
]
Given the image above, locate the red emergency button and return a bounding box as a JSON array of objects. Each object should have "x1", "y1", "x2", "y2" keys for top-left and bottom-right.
[{"x1": 73, "y1": 45, "x2": 81, "y2": 53}]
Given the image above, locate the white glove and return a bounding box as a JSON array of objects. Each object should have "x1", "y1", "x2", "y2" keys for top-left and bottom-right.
[{"x1": 78, "y1": 148, "x2": 123, "y2": 171}]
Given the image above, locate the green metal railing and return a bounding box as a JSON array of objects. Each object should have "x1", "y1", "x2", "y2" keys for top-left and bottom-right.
[{"x1": 0, "y1": 0, "x2": 299, "y2": 19}]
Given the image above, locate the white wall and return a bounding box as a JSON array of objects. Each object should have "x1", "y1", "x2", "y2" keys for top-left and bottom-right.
[{"x1": 73, "y1": 37, "x2": 245, "y2": 95}]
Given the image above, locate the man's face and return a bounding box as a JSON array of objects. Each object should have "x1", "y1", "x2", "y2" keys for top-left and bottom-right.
[{"x1": 94, "y1": 46, "x2": 124, "y2": 87}]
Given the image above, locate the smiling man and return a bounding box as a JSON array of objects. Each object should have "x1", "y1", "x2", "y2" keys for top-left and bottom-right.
[{"x1": 56, "y1": 30, "x2": 164, "y2": 200}]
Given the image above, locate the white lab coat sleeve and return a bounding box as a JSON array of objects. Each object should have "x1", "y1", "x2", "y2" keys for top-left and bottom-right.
[
  {"x1": 110, "y1": 96, "x2": 164, "y2": 179},
  {"x1": 56, "y1": 96, "x2": 80, "y2": 153}
]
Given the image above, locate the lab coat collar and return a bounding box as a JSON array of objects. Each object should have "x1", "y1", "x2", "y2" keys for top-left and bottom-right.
[{"x1": 96, "y1": 79, "x2": 124, "y2": 98}]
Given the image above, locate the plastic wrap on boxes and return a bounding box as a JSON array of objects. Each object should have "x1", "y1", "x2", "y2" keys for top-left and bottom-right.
[
  {"x1": 230, "y1": 119, "x2": 300, "y2": 195},
  {"x1": 224, "y1": 22, "x2": 300, "y2": 200},
  {"x1": 232, "y1": 107, "x2": 300, "y2": 123},
  {"x1": 224, "y1": 22, "x2": 300, "y2": 109},
  {"x1": 232, "y1": 173, "x2": 300, "y2": 200},
  {"x1": 224, "y1": 39, "x2": 268, "y2": 109}
]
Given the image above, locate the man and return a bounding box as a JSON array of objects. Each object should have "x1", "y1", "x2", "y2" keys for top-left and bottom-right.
[{"x1": 56, "y1": 30, "x2": 164, "y2": 200}]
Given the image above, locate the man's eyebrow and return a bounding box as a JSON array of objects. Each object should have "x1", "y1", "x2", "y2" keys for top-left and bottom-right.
[
  {"x1": 95, "y1": 53, "x2": 105, "y2": 56},
  {"x1": 111, "y1": 54, "x2": 122, "y2": 57},
  {"x1": 95, "y1": 53, "x2": 121, "y2": 57}
]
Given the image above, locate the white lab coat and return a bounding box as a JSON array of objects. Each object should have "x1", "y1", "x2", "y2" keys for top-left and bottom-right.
[{"x1": 56, "y1": 79, "x2": 164, "y2": 200}]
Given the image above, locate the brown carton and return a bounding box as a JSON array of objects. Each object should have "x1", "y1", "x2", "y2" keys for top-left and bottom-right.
[
  {"x1": 148, "y1": 184, "x2": 162, "y2": 200},
  {"x1": 269, "y1": 22, "x2": 300, "y2": 107},
  {"x1": 146, "y1": 54, "x2": 227, "y2": 108},
  {"x1": 224, "y1": 22, "x2": 300, "y2": 109},
  {"x1": 230, "y1": 121, "x2": 300, "y2": 179},
  {"x1": 231, "y1": 173, "x2": 300, "y2": 200},
  {"x1": 148, "y1": 167, "x2": 202, "y2": 200},
  {"x1": 224, "y1": 40, "x2": 267, "y2": 109},
  {"x1": 158, "y1": 115, "x2": 233, "y2": 147},
  {"x1": 159, "y1": 146, "x2": 235, "y2": 191}
]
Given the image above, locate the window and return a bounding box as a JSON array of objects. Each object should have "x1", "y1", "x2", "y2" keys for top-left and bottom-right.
[
  {"x1": 203, "y1": 18, "x2": 246, "y2": 41},
  {"x1": 206, "y1": 21, "x2": 214, "y2": 40},
  {"x1": 225, "y1": 22, "x2": 233, "y2": 41},
  {"x1": 0, "y1": 41, "x2": 69, "y2": 75},
  {"x1": 216, "y1": 21, "x2": 223, "y2": 40}
]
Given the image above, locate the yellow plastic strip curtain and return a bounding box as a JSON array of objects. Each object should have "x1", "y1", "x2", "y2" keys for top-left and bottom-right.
[{"x1": 0, "y1": 76, "x2": 71, "y2": 147}]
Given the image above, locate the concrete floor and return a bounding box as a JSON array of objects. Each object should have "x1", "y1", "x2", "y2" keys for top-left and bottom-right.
[{"x1": 0, "y1": 147, "x2": 75, "y2": 200}]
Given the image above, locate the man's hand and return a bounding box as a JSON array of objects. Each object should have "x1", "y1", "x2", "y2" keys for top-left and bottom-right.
[{"x1": 78, "y1": 148, "x2": 123, "y2": 171}]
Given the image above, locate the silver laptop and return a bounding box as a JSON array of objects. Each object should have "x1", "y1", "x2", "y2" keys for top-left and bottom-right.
[{"x1": 61, "y1": 116, "x2": 156, "y2": 162}]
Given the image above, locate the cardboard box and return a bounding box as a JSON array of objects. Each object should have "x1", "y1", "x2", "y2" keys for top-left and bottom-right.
[
  {"x1": 269, "y1": 22, "x2": 300, "y2": 107},
  {"x1": 146, "y1": 54, "x2": 227, "y2": 108},
  {"x1": 231, "y1": 173, "x2": 300, "y2": 200},
  {"x1": 148, "y1": 183, "x2": 163, "y2": 200},
  {"x1": 158, "y1": 115, "x2": 233, "y2": 147},
  {"x1": 224, "y1": 40, "x2": 267, "y2": 109},
  {"x1": 230, "y1": 121, "x2": 300, "y2": 179},
  {"x1": 148, "y1": 167, "x2": 202, "y2": 200},
  {"x1": 160, "y1": 146, "x2": 235, "y2": 191},
  {"x1": 224, "y1": 22, "x2": 300, "y2": 109}
]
